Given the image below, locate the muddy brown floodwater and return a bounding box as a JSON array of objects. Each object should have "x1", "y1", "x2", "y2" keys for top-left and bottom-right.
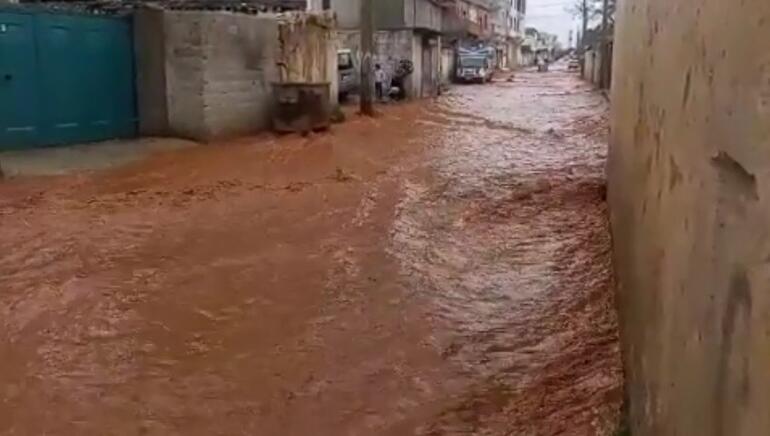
[{"x1": 0, "y1": 66, "x2": 622, "y2": 435}]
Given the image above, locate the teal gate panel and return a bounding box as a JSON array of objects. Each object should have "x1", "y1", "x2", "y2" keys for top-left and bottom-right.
[
  {"x1": 0, "y1": 9, "x2": 137, "y2": 150},
  {"x1": 0, "y1": 13, "x2": 40, "y2": 149}
]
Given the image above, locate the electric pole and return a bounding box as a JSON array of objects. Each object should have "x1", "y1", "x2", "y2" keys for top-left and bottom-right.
[
  {"x1": 600, "y1": 0, "x2": 610, "y2": 88},
  {"x1": 360, "y1": 0, "x2": 375, "y2": 116},
  {"x1": 581, "y1": 0, "x2": 588, "y2": 52},
  {"x1": 580, "y1": 0, "x2": 588, "y2": 75}
]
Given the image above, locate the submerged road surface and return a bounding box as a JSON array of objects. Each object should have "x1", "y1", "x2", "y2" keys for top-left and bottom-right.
[{"x1": 0, "y1": 67, "x2": 622, "y2": 435}]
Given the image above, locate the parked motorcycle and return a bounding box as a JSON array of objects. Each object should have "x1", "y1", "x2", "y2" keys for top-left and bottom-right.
[{"x1": 388, "y1": 59, "x2": 414, "y2": 101}]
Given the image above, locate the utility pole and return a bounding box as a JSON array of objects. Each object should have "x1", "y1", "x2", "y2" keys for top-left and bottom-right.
[
  {"x1": 580, "y1": 0, "x2": 588, "y2": 75},
  {"x1": 599, "y1": 0, "x2": 610, "y2": 89},
  {"x1": 581, "y1": 0, "x2": 588, "y2": 52},
  {"x1": 360, "y1": 0, "x2": 375, "y2": 116}
]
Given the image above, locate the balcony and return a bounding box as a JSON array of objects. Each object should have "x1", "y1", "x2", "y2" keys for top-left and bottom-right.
[{"x1": 442, "y1": 10, "x2": 492, "y2": 38}]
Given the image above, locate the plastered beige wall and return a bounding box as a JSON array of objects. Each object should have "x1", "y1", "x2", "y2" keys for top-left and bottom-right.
[{"x1": 608, "y1": 1, "x2": 770, "y2": 435}]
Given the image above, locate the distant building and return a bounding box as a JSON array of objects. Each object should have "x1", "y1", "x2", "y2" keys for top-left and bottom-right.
[
  {"x1": 440, "y1": 0, "x2": 494, "y2": 40},
  {"x1": 314, "y1": 0, "x2": 444, "y2": 99},
  {"x1": 440, "y1": 0, "x2": 526, "y2": 69},
  {"x1": 490, "y1": 0, "x2": 526, "y2": 68},
  {"x1": 520, "y1": 26, "x2": 559, "y2": 66},
  {"x1": 511, "y1": 0, "x2": 526, "y2": 65}
]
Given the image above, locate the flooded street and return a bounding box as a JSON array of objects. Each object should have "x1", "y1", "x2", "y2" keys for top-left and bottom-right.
[{"x1": 0, "y1": 67, "x2": 622, "y2": 435}]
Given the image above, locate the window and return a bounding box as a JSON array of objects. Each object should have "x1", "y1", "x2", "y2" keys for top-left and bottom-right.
[
  {"x1": 338, "y1": 52, "x2": 353, "y2": 70},
  {"x1": 460, "y1": 57, "x2": 486, "y2": 68}
]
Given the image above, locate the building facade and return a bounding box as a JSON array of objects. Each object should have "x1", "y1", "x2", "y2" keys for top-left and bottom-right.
[
  {"x1": 307, "y1": 0, "x2": 528, "y2": 98},
  {"x1": 489, "y1": 0, "x2": 524, "y2": 68},
  {"x1": 440, "y1": 0, "x2": 526, "y2": 69},
  {"x1": 520, "y1": 26, "x2": 559, "y2": 66},
  {"x1": 440, "y1": 0, "x2": 492, "y2": 40},
  {"x1": 311, "y1": 0, "x2": 443, "y2": 99}
]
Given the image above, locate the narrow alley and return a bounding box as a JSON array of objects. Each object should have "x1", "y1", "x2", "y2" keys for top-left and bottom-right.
[{"x1": 0, "y1": 67, "x2": 622, "y2": 435}]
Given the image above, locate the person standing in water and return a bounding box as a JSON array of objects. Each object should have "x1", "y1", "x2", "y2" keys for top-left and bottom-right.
[{"x1": 374, "y1": 64, "x2": 387, "y2": 101}]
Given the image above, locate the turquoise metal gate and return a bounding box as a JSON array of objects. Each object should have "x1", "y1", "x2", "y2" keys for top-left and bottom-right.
[{"x1": 0, "y1": 8, "x2": 136, "y2": 150}]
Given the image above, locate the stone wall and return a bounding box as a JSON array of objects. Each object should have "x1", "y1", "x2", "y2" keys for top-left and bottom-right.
[{"x1": 608, "y1": 1, "x2": 770, "y2": 435}]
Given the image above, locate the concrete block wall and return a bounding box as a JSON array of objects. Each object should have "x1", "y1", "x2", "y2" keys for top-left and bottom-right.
[
  {"x1": 164, "y1": 11, "x2": 207, "y2": 140},
  {"x1": 608, "y1": 0, "x2": 770, "y2": 435},
  {"x1": 200, "y1": 13, "x2": 278, "y2": 138},
  {"x1": 134, "y1": 9, "x2": 337, "y2": 141}
]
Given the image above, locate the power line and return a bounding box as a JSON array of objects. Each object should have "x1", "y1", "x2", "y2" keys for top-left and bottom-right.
[{"x1": 526, "y1": 12, "x2": 572, "y2": 18}]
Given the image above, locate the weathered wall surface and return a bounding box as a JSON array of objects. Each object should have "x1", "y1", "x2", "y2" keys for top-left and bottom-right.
[
  {"x1": 164, "y1": 11, "x2": 207, "y2": 140},
  {"x1": 200, "y1": 13, "x2": 278, "y2": 138},
  {"x1": 440, "y1": 46, "x2": 455, "y2": 85},
  {"x1": 583, "y1": 49, "x2": 601, "y2": 85},
  {"x1": 419, "y1": 36, "x2": 440, "y2": 97},
  {"x1": 410, "y1": 33, "x2": 423, "y2": 97},
  {"x1": 133, "y1": 7, "x2": 169, "y2": 136},
  {"x1": 135, "y1": 10, "x2": 336, "y2": 141},
  {"x1": 608, "y1": 1, "x2": 770, "y2": 435},
  {"x1": 507, "y1": 42, "x2": 520, "y2": 69},
  {"x1": 339, "y1": 29, "x2": 421, "y2": 97},
  {"x1": 331, "y1": 0, "x2": 360, "y2": 29},
  {"x1": 333, "y1": 0, "x2": 438, "y2": 30},
  {"x1": 277, "y1": 17, "x2": 334, "y2": 84},
  {"x1": 407, "y1": 0, "x2": 442, "y2": 31}
]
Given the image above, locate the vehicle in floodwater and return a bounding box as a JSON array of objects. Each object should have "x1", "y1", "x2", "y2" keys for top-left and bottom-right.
[{"x1": 455, "y1": 45, "x2": 495, "y2": 83}]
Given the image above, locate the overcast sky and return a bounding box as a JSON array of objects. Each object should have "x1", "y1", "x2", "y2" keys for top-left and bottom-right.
[{"x1": 525, "y1": 0, "x2": 579, "y2": 47}]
